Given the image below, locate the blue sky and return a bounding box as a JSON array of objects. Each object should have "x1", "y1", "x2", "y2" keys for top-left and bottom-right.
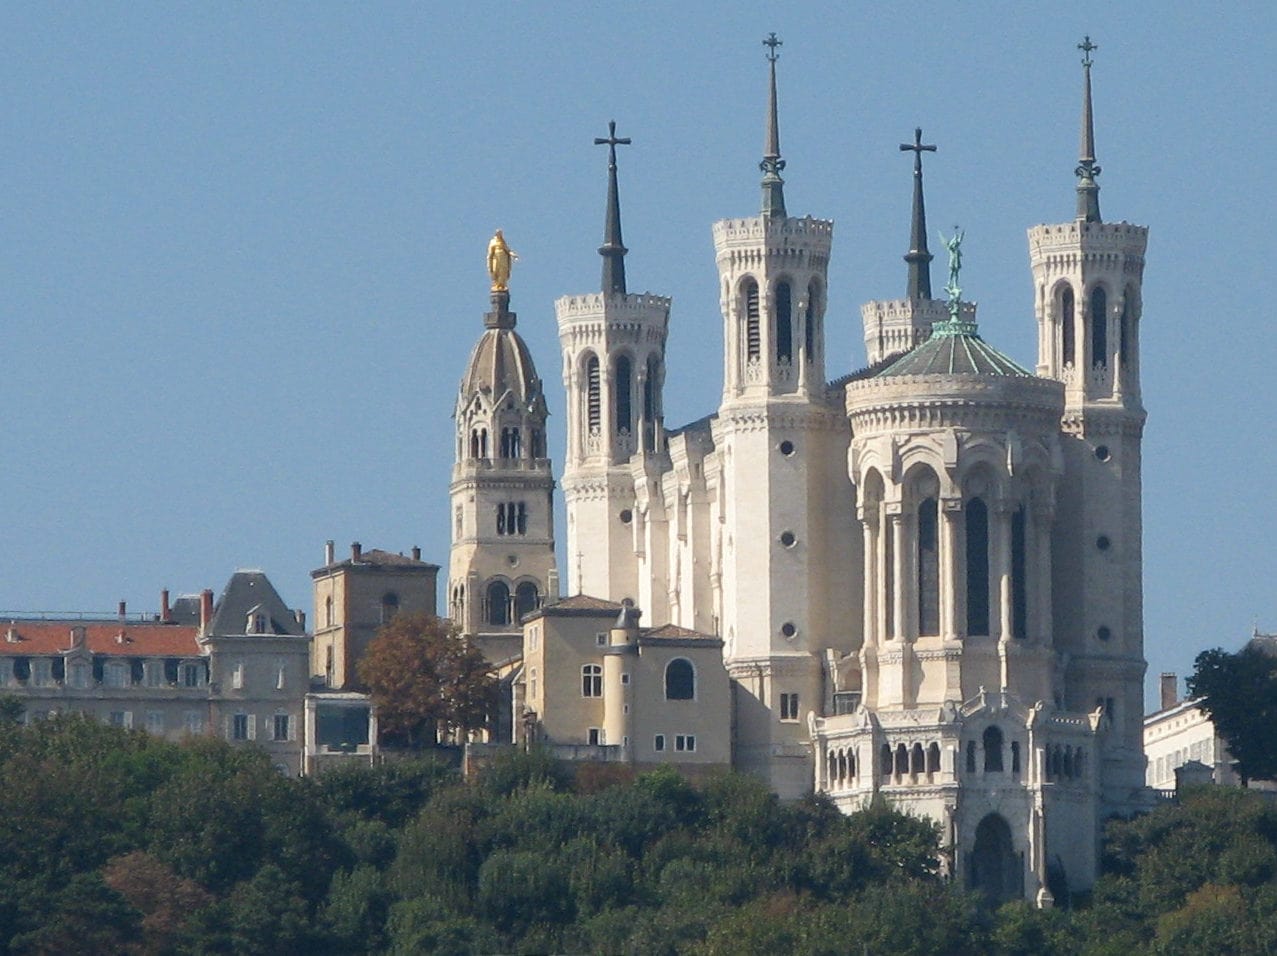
[{"x1": 2, "y1": 3, "x2": 1273, "y2": 710}]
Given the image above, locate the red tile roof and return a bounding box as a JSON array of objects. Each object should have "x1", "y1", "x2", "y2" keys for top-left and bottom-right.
[
  {"x1": 0, "y1": 621, "x2": 201, "y2": 657},
  {"x1": 547, "y1": 595, "x2": 623, "y2": 612},
  {"x1": 642, "y1": 624, "x2": 717, "y2": 641}
]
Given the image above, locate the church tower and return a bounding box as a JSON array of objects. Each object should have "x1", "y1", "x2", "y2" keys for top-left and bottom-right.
[
  {"x1": 713, "y1": 35, "x2": 858, "y2": 798},
  {"x1": 556, "y1": 123, "x2": 671, "y2": 604},
  {"x1": 1027, "y1": 38, "x2": 1148, "y2": 809},
  {"x1": 448, "y1": 251, "x2": 558, "y2": 662}
]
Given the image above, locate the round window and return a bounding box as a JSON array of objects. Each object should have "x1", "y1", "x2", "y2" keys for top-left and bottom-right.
[
  {"x1": 781, "y1": 622, "x2": 797, "y2": 638},
  {"x1": 1096, "y1": 535, "x2": 1111, "y2": 551},
  {"x1": 780, "y1": 531, "x2": 796, "y2": 548},
  {"x1": 1094, "y1": 445, "x2": 1111, "y2": 462},
  {"x1": 779, "y1": 440, "x2": 796, "y2": 457},
  {"x1": 619, "y1": 509, "x2": 633, "y2": 524},
  {"x1": 1096, "y1": 626, "x2": 1112, "y2": 641}
]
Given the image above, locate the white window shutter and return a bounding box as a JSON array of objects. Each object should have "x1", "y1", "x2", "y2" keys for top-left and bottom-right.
[
  {"x1": 247, "y1": 715, "x2": 257, "y2": 740},
  {"x1": 288, "y1": 714, "x2": 296, "y2": 741}
]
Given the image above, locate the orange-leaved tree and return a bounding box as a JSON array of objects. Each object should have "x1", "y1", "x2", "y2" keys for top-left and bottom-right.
[{"x1": 357, "y1": 613, "x2": 498, "y2": 748}]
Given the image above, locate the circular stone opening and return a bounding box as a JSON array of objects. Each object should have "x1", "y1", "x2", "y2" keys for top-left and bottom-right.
[
  {"x1": 1096, "y1": 535, "x2": 1111, "y2": 551},
  {"x1": 781, "y1": 622, "x2": 797, "y2": 638},
  {"x1": 780, "y1": 531, "x2": 797, "y2": 548},
  {"x1": 1095, "y1": 445, "x2": 1111, "y2": 462},
  {"x1": 619, "y1": 509, "x2": 633, "y2": 524},
  {"x1": 779, "y1": 440, "x2": 796, "y2": 457},
  {"x1": 1096, "y1": 625, "x2": 1112, "y2": 641}
]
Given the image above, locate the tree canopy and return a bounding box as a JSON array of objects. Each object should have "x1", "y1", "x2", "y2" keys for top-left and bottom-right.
[
  {"x1": 356, "y1": 612, "x2": 499, "y2": 747},
  {"x1": 1187, "y1": 642, "x2": 1277, "y2": 785}
]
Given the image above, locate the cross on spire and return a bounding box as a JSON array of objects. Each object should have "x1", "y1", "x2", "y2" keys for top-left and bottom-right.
[
  {"x1": 900, "y1": 128, "x2": 937, "y2": 300},
  {"x1": 595, "y1": 120, "x2": 631, "y2": 295},
  {"x1": 760, "y1": 33, "x2": 786, "y2": 219},
  {"x1": 1078, "y1": 35, "x2": 1098, "y2": 67},
  {"x1": 763, "y1": 32, "x2": 782, "y2": 62}
]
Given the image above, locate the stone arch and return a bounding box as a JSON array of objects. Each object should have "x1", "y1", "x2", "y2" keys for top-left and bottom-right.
[
  {"x1": 969, "y1": 813, "x2": 1021, "y2": 904},
  {"x1": 485, "y1": 579, "x2": 511, "y2": 627},
  {"x1": 579, "y1": 350, "x2": 602, "y2": 436},
  {"x1": 664, "y1": 658, "x2": 695, "y2": 700},
  {"x1": 612, "y1": 352, "x2": 635, "y2": 436},
  {"x1": 1053, "y1": 280, "x2": 1077, "y2": 367},
  {"x1": 514, "y1": 581, "x2": 539, "y2": 621},
  {"x1": 739, "y1": 277, "x2": 761, "y2": 363},
  {"x1": 1089, "y1": 283, "x2": 1109, "y2": 368},
  {"x1": 803, "y1": 277, "x2": 822, "y2": 363},
  {"x1": 773, "y1": 277, "x2": 794, "y2": 364}
]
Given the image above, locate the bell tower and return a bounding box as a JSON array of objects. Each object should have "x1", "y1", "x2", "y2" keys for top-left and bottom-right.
[
  {"x1": 448, "y1": 242, "x2": 558, "y2": 660},
  {"x1": 557, "y1": 122, "x2": 671, "y2": 603},
  {"x1": 1027, "y1": 37, "x2": 1148, "y2": 810}
]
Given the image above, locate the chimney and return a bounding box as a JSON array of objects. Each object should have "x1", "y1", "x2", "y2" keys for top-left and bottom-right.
[
  {"x1": 325, "y1": 539, "x2": 335, "y2": 565},
  {"x1": 118, "y1": 600, "x2": 127, "y2": 621},
  {"x1": 1159, "y1": 673, "x2": 1178, "y2": 712},
  {"x1": 160, "y1": 589, "x2": 171, "y2": 623},
  {"x1": 294, "y1": 609, "x2": 306, "y2": 629},
  {"x1": 200, "y1": 589, "x2": 214, "y2": 633},
  {"x1": 6, "y1": 623, "x2": 19, "y2": 644},
  {"x1": 411, "y1": 546, "x2": 421, "y2": 562},
  {"x1": 351, "y1": 542, "x2": 362, "y2": 562},
  {"x1": 70, "y1": 625, "x2": 85, "y2": 649}
]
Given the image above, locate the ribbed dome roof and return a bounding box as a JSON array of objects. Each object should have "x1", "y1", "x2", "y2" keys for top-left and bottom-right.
[
  {"x1": 876, "y1": 318, "x2": 1031, "y2": 378},
  {"x1": 460, "y1": 327, "x2": 543, "y2": 403}
]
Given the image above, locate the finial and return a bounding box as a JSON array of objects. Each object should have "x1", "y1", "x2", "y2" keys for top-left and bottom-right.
[
  {"x1": 900, "y1": 128, "x2": 937, "y2": 300},
  {"x1": 937, "y1": 226, "x2": 971, "y2": 330},
  {"x1": 484, "y1": 230, "x2": 517, "y2": 328},
  {"x1": 594, "y1": 120, "x2": 632, "y2": 296},
  {"x1": 1075, "y1": 35, "x2": 1102, "y2": 223},
  {"x1": 760, "y1": 32, "x2": 787, "y2": 220}
]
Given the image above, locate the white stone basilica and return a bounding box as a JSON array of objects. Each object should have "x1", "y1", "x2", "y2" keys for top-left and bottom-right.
[{"x1": 447, "y1": 38, "x2": 1149, "y2": 904}]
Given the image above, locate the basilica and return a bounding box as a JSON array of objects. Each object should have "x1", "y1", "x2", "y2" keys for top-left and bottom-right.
[{"x1": 445, "y1": 37, "x2": 1150, "y2": 904}]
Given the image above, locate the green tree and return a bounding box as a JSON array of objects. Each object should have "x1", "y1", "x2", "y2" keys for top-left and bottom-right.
[
  {"x1": 1187, "y1": 643, "x2": 1277, "y2": 785},
  {"x1": 357, "y1": 613, "x2": 499, "y2": 747}
]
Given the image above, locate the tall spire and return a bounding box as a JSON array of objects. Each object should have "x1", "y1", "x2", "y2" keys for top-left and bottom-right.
[
  {"x1": 594, "y1": 120, "x2": 632, "y2": 295},
  {"x1": 1075, "y1": 35, "x2": 1102, "y2": 223},
  {"x1": 760, "y1": 32, "x2": 787, "y2": 220},
  {"x1": 900, "y1": 128, "x2": 937, "y2": 299}
]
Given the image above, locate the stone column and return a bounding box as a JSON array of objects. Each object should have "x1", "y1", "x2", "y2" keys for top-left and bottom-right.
[
  {"x1": 993, "y1": 502, "x2": 1012, "y2": 642},
  {"x1": 888, "y1": 505, "x2": 907, "y2": 641},
  {"x1": 940, "y1": 498, "x2": 964, "y2": 640},
  {"x1": 860, "y1": 504, "x2": 878, "y2": 646}
]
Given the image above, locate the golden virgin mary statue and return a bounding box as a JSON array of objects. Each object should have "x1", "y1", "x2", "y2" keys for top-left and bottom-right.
[{"x1": 486, "y1": 230, "x2": 518, "y2": 291}]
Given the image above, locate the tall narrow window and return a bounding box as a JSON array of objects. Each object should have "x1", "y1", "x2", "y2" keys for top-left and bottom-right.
[
  {"x1": 1011, "y1": 506, "x2": 1028, "y2": 639},
  {"x1": 804, "y1": 281, "x2": 817, "y2": 363},
  {"x1": 1119, "y1": 289, "x2": 1133, "y2": 368},
  {"x1": 917, "y1": 498, "x2": 940, "y2": 636},
  {"x1": 884, "y1": 515, "x2": 895, "y2": 639},
  {"x1": 581, "y1": 664, "x2": 602, "y2": 698},
  {"x1": 643, "y1": 357, "x2": 659, "y2": 450},
  {"x1": 744, "y1": 280, "x2": 761, "y2": 361},
  {"x1": 1061, "y1": 287, "x2": 1075, "y2": 366},
  {"x1": 380, "y1": 593, "x2": 399, "y2": 624},
  {"x1": 614, "y1": 355, "x2": 633, "y2": 434},
  {"x1": 586, "y1": 355, "x2": 601, "y2": 433},
  {"x1": 983, "y1": 726, "x2": 1004, "y2": 772},
  {"x1": 531, "y1": 428, "x2": 544, "y2": 458},
  {"x1": 500, "y1": 427, "x2": 521, "y2": 459},
  {"x1": 775, "y1": 281, "x2": 792, "y2": 363},
  {"x1": 966, "y1": 498, "x2": 990, "y2": 635},
  {"x1": 486, "y1": 581, "x2": 510, "y2": 627},
  {"x1": 664, "y1": 659, "x2": 695, "y2": 700},
  {"x1": 1090, "y1": 286, "x2": 1108, "y2": 368}
]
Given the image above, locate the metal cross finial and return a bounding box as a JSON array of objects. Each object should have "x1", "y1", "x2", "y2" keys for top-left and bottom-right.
[
  {"x1": 763, "y1": 32, "x2": 782, "y2": 62},
  {"x1": 899, "y1": 127, "x2": 937, "y2": 171},
  {"x1": 593, "y1": 120, "x2": 631, "y2": 169},
  {"x1": 1078, "y1": 35, "x2": 1098, "y2": 67}
]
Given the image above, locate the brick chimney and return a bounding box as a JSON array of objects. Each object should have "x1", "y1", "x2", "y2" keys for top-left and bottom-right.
[
  {"x1": 118, "y1": 600, "x2": 127, "y2": 621},
  {"x1": 351, "y1": 542, "x2": 362, "y2": 562},
  {"x1": 411, "y1": 546, "x2": 421, "y2": 562},
  {"x1": 294, "y1": 609, "x2": 306, "y2": 629},
  {"x1": 160, "y1": 589, "x2": 171, "y2": 624},
  {"x1": 1159, "y1": 673, "x2": 1178, "y2": 712},
  {"x1": 325, "y1": 540, "x2": 335, "y2": 565},
  {"x1": 200, "y1": 589, "x2": 215, "y2": 634}
]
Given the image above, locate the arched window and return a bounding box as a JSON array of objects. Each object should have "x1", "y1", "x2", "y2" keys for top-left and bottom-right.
[
  {"x1": 1090, "y1": 286, "x2": 1108, "y2": 368},
  {"x1": 917, "y1": 498, "x2": 940, "y2": 636},
  {"x1": 830, "y1": 752, "x2": 840, "y2": 783},
  {"x1": 664, "y1": 659, "x2": 695, "y2": 700},
  {"x1": 804, "y1": 280, "x2": 818, "y2": 363},
  {"x1": 486, "y1": 581, "x2": 510, "y2": 627},
  {"x1": 515, "y1": 582, "x2": 539, "y2": 619},
  {"x1": 744, "y1": 279, "x2": 761, "y2": 361},
  {"x1": 531, "y1": 428, "x2": 544, "y2": 458},
  {"x1": 775, "y1": 281, "x2": 792, "y2": 363},
  {"x1": 880, "y1": 743, "x2": 893, "y2": 779},
  {"x1": 983, "y1": 726, "x2": 1004, "y2": 772},
  {"x1": 614, "y1": 355, "x2": 633, "y2": 434},
  {"x1": 970, "y1": 813, "x2": 1020, "y2": 904},
  {"x1": 325, "y1": 595, "x2": 334, "y2": 627},
  {"x1": 586, "y1": 355, "x2": 601, "y2": 433},
  {"x1": 927, "y1": 742, "x2": 941, "y2": 774},
  {"x1": 1061, "y1": 286, "x2": 1075, "y2": 366},
  {"x1": 380, "y1": 593, "x2": 399, "y2": 624},
  {"x1": 581, "y1": 664, "x2": 602, "y2": 698},
  {"x1": 894, "y1": 743, "x2": 909, "y2": 777},
  {"x1": 469, "y1": 429, "x2": 481, "y2": 459},
  {"x1": 966, "y1": 497, "x2": 990, "y2": 635},
  {"x1": 966, "y1": 740, "x2": 977, "y2": 774},
  {"x1": 910, "y1": 742, "x2": 925, "y2": 776},
  {"x1": 1120, "y1": 288, "x2": 1134, "y2": 368},
  {"x1": 500, "y1": 426, "x2": 521, "y2": 459},
  {"x1": 1011, "y1": 505, "x2": 1027, "y2": 639},
  {"x1": 1011, "y1": 740, "x2": 1021, "y2": 775}
]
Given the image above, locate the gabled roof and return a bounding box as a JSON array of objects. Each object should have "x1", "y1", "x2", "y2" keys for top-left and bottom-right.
[
  {"x1": 207, "y1": 571, "x2": 304, "y2": 637},
  {"x1": 544, "y1": 594, "x2": 623, "y2": 613},
  {"x1": 641, "y1": 623, "x2": 718, "y2": 642},
  {"x1": 0, "y1": 621, "x2": 200, "y2": 657}
]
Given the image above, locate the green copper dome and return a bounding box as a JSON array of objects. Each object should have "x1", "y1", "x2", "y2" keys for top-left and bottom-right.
[{"x1": 876, "y1": 318, "x2": 1032, "y2": 378}]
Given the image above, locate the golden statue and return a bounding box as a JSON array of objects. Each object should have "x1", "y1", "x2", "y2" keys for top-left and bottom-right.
[{"x1": 486, "y1": 229, "x2": 518, "y2": 291}]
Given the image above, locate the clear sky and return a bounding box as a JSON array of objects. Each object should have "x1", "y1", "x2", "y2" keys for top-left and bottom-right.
[{"x1": 2, "y1": 3, "x2": 1274, "y2": 711}]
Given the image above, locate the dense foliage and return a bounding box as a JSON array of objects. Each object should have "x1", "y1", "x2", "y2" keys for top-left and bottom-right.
[
  {"x1": 1188, "y1": 643, "x2": 1277, "y2": 785},
  {"x1": 3, "y1": 711, "x2": 1277, "y2": 954},
  {"x1": 356, "y1": 612, "x2": 498, "y2": 747}
]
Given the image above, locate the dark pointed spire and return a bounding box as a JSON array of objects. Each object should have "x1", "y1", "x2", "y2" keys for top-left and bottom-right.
[
  {"x1": 899, "y1": 128, "x2": 937, "y2": 300},
  {"x1": 594, "y1": 120, "x2": 632, "y2": 295},
  {"x1": 760, "y1": 32, "x2": 787, "y2": 220},
  {"x1": 1075, "y1": 35, "x2": 1102, "y2": 223}
]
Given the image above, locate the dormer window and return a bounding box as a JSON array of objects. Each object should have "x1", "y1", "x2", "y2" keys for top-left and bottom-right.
[
  {"x1": 104, "y1": 661, "x2": 128, "y2": 688},
  {"x1": 246, "y1": 612, "x2": 268, "y2": 635}
]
